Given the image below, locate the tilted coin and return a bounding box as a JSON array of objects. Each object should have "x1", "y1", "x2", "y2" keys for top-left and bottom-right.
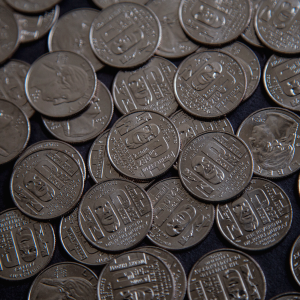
[
  {"x1": 0, "y1": 208, "x2": 55, "y2": 281},
  {"x1": 0, "y1": 99, "x2": 30, "y2": 165},
  {"x1": 107, "y1": 110, "x2": 180, "y2": 180},
  {"x1": 174, "y1": 50, "x2": 247, "y2": 119},
  {"x1": 217, "y1": 177, "x2": 292, "y2": 251},
  {"x1": 42, "y1": 80, "x2": 113, "y2": 143},
  {"x1": 79, "y1": 179, "x2": 153, "y2": 252},
  {"x1": 25, "y1": 51, "x2": 97, "y2": 118},
  {"x1": 188, "y1": 248, "x2": 266, "y2": 300},
  {"x1": 237, "y1": 107, "x2": 300, "y2": 178},
  {"x1": 179, "y1": 132, "x2": 254, "y2": 202},
  {"x1": 90, "y1": 3, "x2": 161, "y2": 69},
  {"x1": 92, "y1": 0, "x2": 148, "y2": 9},
  {"x1": 113, "y1": 56, "x2": 178, "y2": 116},
  {"x1": 48, "y1": 8, "x2": 104, "y2": 72},
  {"x1": 11, "y1": 149, "x2": 84, "y2": 220},
  {"x1": 5, "y1": 0, "x2": 61, "y2": 13},
  {"x1": 270, "y1": 293, "x2": 300, "y2": 300},
  {"x1": 290, "y1": 235, "x2": 300, "y2": 286},
  {"x1": 147, "y1": 177, "x2": 214, "y2": 250}
]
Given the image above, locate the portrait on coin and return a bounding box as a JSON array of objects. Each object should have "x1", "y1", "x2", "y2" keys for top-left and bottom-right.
[
  {"x1": 272, "y1": 0, "x2": 298, "y2": 29},
  {"x1": 16, "y1": 227, "x2": 37, "y2": 262},
  {"x1": 223, "y1": 269, "x2": 248, "y2": 300},
  {"x1": 128, "y1": 73, "x2": 152, "y2": 106}
]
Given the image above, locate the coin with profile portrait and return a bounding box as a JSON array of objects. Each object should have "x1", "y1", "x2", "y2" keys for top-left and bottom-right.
[
  {"x1": 92, "y1": 0, "x2": 148, "y2": 9},
  {"x1": 5, "y1": 0, "x2": 62, "y2": 13}
]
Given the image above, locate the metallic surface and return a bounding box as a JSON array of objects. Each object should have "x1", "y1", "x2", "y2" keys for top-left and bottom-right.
[
  {"x1": 92, "y1": 0, "x2": 148, "y2": 9},
  {"x1": 290, "y1": 235, "x2": 300, "y2": 286},
  {"x1": 270, "y1": 293, "x2": 300, "y2": 300},
  {"x1": 6, "y1": 0, "x2": 61, "y2": 13}
]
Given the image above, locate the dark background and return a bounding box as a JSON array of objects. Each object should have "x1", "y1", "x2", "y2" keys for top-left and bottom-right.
[{"x1": 0, "y1": 0, "x2": 299, "y2": 298}]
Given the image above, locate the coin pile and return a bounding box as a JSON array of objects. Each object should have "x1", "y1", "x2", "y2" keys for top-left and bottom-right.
[{"x1": 1, "y1": 0, "x2": 300, "y2": 299}]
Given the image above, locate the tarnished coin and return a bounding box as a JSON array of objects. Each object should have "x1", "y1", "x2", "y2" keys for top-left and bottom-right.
[
  {"x1": 42, "y1": 80, "x2": 113, "y2": 143},
  {"x1": 60, "y1": 207, "x2": 116, "y2": 266},
  {"x1": 179, "y1": 132, "x2": 253, "y2": 202},
  {"x1": 188, "y1": 248, "x2": 266, "y2": 300},
  {"x1": 0, "y1": 99, "x2": 30, "y2": 165},
  {"x1": 217, "y1": 177, "x2": 292, "y2": 251},
  {"x1": 28, "y1": 262, "x2": 98, "y2": 300},
  {"x1": 107, "y1": 110, "x2": 180, "y2": 180},
  {"x1": 237, "y1": 107, "x2": 300, "y2": 178},
  {"x1": 174, "y1": 50, "x2": 247, "y2": 119},
  {"x1": 0, "y1": 208, "x2": 55, "y2": 281},
  {"x1": 5, "y1": 0, "x2": 61, "y2": 13},
  {"x1": 271, "y1": 293, "x2": 300, "y2": 300},
  {"x1": 25, "y1": 51, "x2": 97, "y2": 118},
  {"x1": 78, "y1": 179, "x2": 153, "y2": 252},
  {"x1": 92, "y1": 0, "x2": 148, "y2": 9},
  {"x1": 147, "y1": 177, "x2": 214, "y2": 250},
  {"x1": 113, "y1": 56, "x2": 178, "y2": 116},
  {"x1": 90, "y1": 3, "x2": 161, "y2": 69},
  {"x1": 179, "y1": 0, "x2": 252, "y2": 46},
  {"x1": 11, "y1": 149, "x2": 84, "y2": 220},
  {"x1": 48, "y1": 8, "x2": 104, "y2": 72}
]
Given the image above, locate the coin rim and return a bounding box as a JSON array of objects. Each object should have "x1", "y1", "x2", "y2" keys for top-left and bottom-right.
[
  {"x1": 290, "y1": 234, "x2": 300, "y2": 286},
  {"x1": 6, "y1": 0, "x2": 62, "y2": 14},
  {"x1": 270, "y1": 292, "x2": 300, "y2": 300}
]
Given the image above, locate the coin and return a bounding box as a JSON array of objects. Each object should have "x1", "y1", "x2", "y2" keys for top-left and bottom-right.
[
  {"x1": 147, "y1": 177, "x2": 214, "y2": 250},
  {"x1": 188, "y1": 248, "x2": 266, "y2": 300},
  {"x1": 90, "y1": 3, "x2": 161, "y2": 69},
  {"x1": 48, "y1": 8, "x2": 104, "y2": 72},
  {"x1": 179, "y1": 132, "x2": 253, "y2": 203},
  {"x1": 25, "y1": 51, "x2": 97, "y2": 118},
  {"x1": 107, "y1": 110, "x2": 180, "y2": 180},
  {"x1": 237, "y1": 107, "x2": 300, "y2": 178},
  {"x1": 174, "y1": 50, "x2": 247, "y2": 119},
  {"x1": 28, "y1": 262, "x2": 98, "y2": 300},
  {"x1": 11, "y1": 149, "x2": 84, "y2": 220},
  {"x1": 291, "y1": 235, "x2": 300, "y2": 286},
  {"x1": 92, "y1": 0, "x2": 148, "y2": 9},
  {"x1": 270, "y1": 293, "x2": 300, "y2": 300},
  {"x1": 42, "y1": 80, "x2": 113, "y2": 143},
  {"x1": 5, "y1": 0, "x2": 62, "y2": 13},
  {"x1": 78, "y1": 179, "x2": 153, "y2": 252},
  {"x1": 179, "y1": 0, "x2": 252, "y2": 46},
  {"x1": 0, "y1": 99, "x2": 30, "y2": 165},
  {"x1": 217, "y1": 177, "x2": 292, "y2": 251},
  {"x1": 113, "y1": 56, "x2": 178, "y2": 116}
]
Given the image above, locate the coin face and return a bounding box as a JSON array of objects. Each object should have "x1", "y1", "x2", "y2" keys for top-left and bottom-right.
[
  {"x1": 5, "y1": 0, "x2": 62, "y2": 13},
  {"x1": 107, "y1": 110, "x2": 180, "y2": 180},
  {"x1": 179, "y1": 132, "x2": 253, "y2": 202},
  {"x1": 48, "y1": 8, "x2": 104, "y2": 72},
  {"x1": 25, "y1": 51, "x2": 97, "y2": 118},
  {"x1": 188, "y1": 249, "x2": 266, "y2": 300},
  {"x1": 270, "y1": 293, "x2": 300, "y2": 300},
  {"x1": 92, "y1": 0, "x2": 148, "y2": 9},
  {"x1": 291, "y1": 235, "x2": 300, "y2": 286},
  {"x1": 174, "y1": 51, "x2": 247, "y2": 119},
  {"x1": 11, "y1": 149, "x2": 84, "y2": 220},
  {"x1": 90, "y1": 3, "x2": 161, "y2": 68},
  {"x1": 113, "y1": 56, "x2": 178, "y2": 116},
  {"x1": 78, "y1": 179, "x2": 153, "y2": 252},
  {"x1": 147, "y1": 177, "x2": 214, "y2": 250},
  {"x1": 237, "y1": 107, "x2": 300, "y2": 178}
]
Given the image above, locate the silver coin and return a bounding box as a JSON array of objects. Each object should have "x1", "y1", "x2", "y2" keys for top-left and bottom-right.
[
  {"x1": 147, "y1": 177, "x2": 214, "y2": 250},
  {"x1": 237, "y1": 107, "x2": 300, "y2": 178},
  {"x1": 5, "y1": 0, "x2": 62, "y2": 13},
  {"x1": 217, "y1": 177, "x2": 292, "y2": 251},
  {"x1": 178, "y1": 131, "x2": 254, "y2": 203},
  {"x1": 107, "y1": 110, "x2": 180, "y2": 180},
  {"x1": 48, "y1": 8, "x2": 104, "y2": 72},
  {"x1": 42, "y1": 80, "x2": 113, "y2": 143},
  {"x1": 113, "y1": 56, "x2": 178, "y2": 116},
  {"x1": 90, "y1": 3, "x2": 161, "y2": 69},
  {"x1": 188, "y1": 248, "x2": 266, "y2": 300},
  {"x1": 270, "y1": 293, "x2": 300, "y2": 300},
  {"x1": 0, "y1": 208, "x2": 55, "y2": 281},
  {"x1": 25, "y1": 51, "x2": 97, "y2": 118},
  {"x1": 92, "y1": 0, "x2": 148, "y2": 9},
  {"x1": 11, "y1": 149, "x2": 84, "y2": 220},
  {"x1": 291, "y1": 235, "x2": 300, "y2": 286},
  {"x1": 78, "y1": 179, "x2": 153, "y2": 252}
]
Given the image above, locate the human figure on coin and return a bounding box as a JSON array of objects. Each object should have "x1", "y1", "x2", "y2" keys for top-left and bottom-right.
[
  {"x1": 283, "y1": 79, "x2": 300, "y2": 96},
  {"x1": 117, "y1": 287, "x2": 154, "y2": 300},
  {"x1": 272, "y1": 1, "x2": 298, "y2": 29},
  {"x1": 223, "y1": 269, "x2": 248, "y2": 300},
  {"x1": 128, "y1": 73, "x2": 152, "y2": 106},
  {"x1": 178, "y1": 123, "x2": 197, "y2": 146},
  {"x1": 16, "y1": 227, "x2": 37, "y2": 262}
]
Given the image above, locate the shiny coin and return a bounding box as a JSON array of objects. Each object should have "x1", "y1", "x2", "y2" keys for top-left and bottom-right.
[
  {"x1": 147, "y1": 177, "x2": 214, "y2": 250},
  {"x1": 179, "y1": 132, "x2": 253, "y2": 203},
  {"x1": 107, "y1": 110, "x2": 180, "y2": 180},
  {"x1": 237, "y1": 107, "x2": 300, "y2": 178},
  {"x1": 79, "y1": 179, "x2": 153, "y2": 252},
  {"x1": 291, "y1": 235, "x2": 300, "y2": 286},
  {"x1": 42, "y1": 80, "x2": 113, "y2": 143},
  {"x1": 48, "y1": 8, "x2": 104, "y2": 72},
  {"x1": 11, "y1": 149, "x2": 84, "y2": 220},
  {"x1": 270, "y1": 293, "x2": 300, "y2": 300},
  {"x1": 0, "y1": 99, "x2": 30, "y2": 165},
  {"x1": 0, "y1": 208, "x2": 55, "y2": 281},
  {"x1": 92, "y1": 0, "x2": 148, "y2": 9},
  {"x1": 188, "y1": 248, "x2": 266, "y2": 300},
  {"x1": 28, "y1": 262, "x2": 98, "y2": 300},
  {"x1": 6, "y1": 0, "x2": 61, "y2": 13},
  {"x1": 113, "y1": 56, "x2": 178, "y2": 116},
  {"x1": 217, "y1": 177, "x2": 292, "y2": 251},
  {"x1": 25, "y1": 51, "x2": 97, "y2": 118},
  {"x1": 174, "y1": 50, "x2": 247, "y2": 119},
  {"x1": 90, "y1": 3, "x2": 161, "y2": 69}
]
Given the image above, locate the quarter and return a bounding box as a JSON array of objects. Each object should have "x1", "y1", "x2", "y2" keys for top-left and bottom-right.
[
  {"x1": 290, "y1": 235, "x2": 300, "y2": 286},
  {"x1": 5, "y1": 0, "x2": 61, "y2": 13}
]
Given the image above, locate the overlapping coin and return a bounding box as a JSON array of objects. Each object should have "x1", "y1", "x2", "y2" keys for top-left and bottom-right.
[
  {"x1": 290, "y1": 235, "x2": 300, "y2": 286},
  {"x1": 92, "y1": 0, "x2": 148, "y2": 9},
  {"x1": 271, "y1": 293, "x2": 300, "y2": 300},
  {"x1": 6, "y1": 0, "x2": 61, "y2": 13}
]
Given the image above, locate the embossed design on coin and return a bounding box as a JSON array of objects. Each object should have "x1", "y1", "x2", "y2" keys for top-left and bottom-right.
[
  {"x1": 291, "y1": 235, "x2": 300, "y2": 286},
  {"x1": 79, "y1": 179, "x2": 153, "y2": 252},
  {"x1": 0, "y1": 208, "x2": 55, "y2": 280},
  {"x1": 92, "y1": 0, "x2": 148, "y2": 9},
  {"x1": 5, "y1": 0, "x2": 62, "y2": 13},
  {"x1": 270, "y1": 293, "x2": 300, "y2": 300},
  {"x1": 90, "y1": 3, "x2": 161, "y2": 68}
]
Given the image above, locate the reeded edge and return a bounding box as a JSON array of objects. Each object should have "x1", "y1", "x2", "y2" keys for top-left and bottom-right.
[
  {"x1": 290, "y1": 234, "x2": 300, "y2": 286},
  {"x1": 270, "y1": 292, "x2": 300, "y2": 300},
  {"x1": 6, "y1": 0, "x2": 62, "y2": 14}
]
